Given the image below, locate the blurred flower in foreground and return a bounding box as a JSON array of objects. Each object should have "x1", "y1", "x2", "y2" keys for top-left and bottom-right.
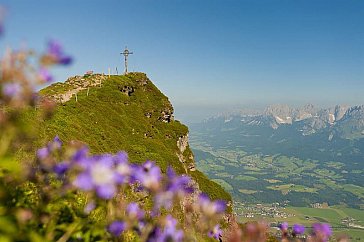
[
  {"x1": 208, "y1": 224, "x2": 222, "y2": 240},
  {"x1": 38, "y1": 67, "x2": 53, "y2": 82},
  {"x1": 279, "y1": 222, "x2": 288, "y2": 231},
  {"x1": 126, "y1": 202, "x2": 145, "y2": 221},
  {"x1": 198, "y1": 193, "x2": 226, "y2": 217},
  {"x1": 36, "y1": 136, "x2": 62, "y2": 161},
  {"x1": 37, "y1": 147, "x2": 49, "y2": 160},
  {"x1": 292, "y1": 224, "x2": 305, "y2": 236},
  {"x1": 153, "y1": 167, "x2": 194, "y2": 212},
  {"x1": 45, "y1": 39, "x2": 73, "y2": 65},
  {"x1": 107, "y1": 220, "x2": 125, "y2": 237},
  {"x1": 2, "y1": 82, "x2": 22, "y2": 99},
  {"x1": 159, "y1": 215, "x2": 184, "y2": 242},
  {"x1": 53, "y1": 162, "x2": 70, "y2": 176},
  {"x1": 73, "y1": 155, "x2": 117, "y2": 199},
  {"x1": 134, "y1": 160, "x2": 161, "y2": 191},
  {"x1": 312, "y1": 223, "x2": 332, "y2": 242},
  {"x1": 166, "y1": 167, "x2": 193, "y2": 194}
]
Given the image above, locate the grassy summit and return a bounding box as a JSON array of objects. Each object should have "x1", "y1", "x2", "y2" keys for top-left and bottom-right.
[{"x1": 37, "y1": 72, "x2": 231, "y2": 202}]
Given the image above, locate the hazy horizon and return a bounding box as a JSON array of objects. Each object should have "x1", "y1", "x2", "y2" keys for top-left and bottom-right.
[{"x1": 174, "y1": 101, "x2": 364, "y2": 124}]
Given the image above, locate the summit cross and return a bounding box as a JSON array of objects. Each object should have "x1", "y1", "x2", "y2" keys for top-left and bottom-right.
[{"x1": 121, "y1": 46, "x2": 133, "y2": 74}]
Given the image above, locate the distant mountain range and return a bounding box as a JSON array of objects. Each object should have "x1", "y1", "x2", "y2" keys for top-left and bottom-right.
[{"x1": 206, "y1": 104, "x2": 364, "y2": 140}]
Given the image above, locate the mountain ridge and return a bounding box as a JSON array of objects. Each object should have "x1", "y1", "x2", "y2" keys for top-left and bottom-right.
[{"x1": 204, "y1": 104, "x2": 364, "y2": 139}]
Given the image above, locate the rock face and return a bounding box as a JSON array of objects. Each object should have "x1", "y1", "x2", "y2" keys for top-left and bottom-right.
[
  {"x1": 126, "y1": 72, "x2": 149, "y2": 86},
  {"x1": 177, "y1": 135, "x2": 189, "y2": 153},
  {"x1": 159, "y1": 108, "x2": 174, "y2": 123},
  {"x1": 42, "y1": 74, "x2": 108, "y2": 103},
  {"x1": 261, "y1": 104, "x2": 352, "y2": 129},
  {"x1": 176, "y1": 134, "x2": 196, "y2": 172},
  {"x1": 331, "y1": 105, "x2": 350, "y2": 121},
  {"x1": 119, "y1": 85, "x2": 134, "y2": 96}
]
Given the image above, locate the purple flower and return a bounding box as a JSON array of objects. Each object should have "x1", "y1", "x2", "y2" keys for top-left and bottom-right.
[
  {"x1": 127, "y1": 202, "x2": 145, "y2": 220},
  {"x1": 153, "y1": 168, "x2": 194, "y2": 212},
  {"x1": 166, "y1": 167, "x2": 193, "y2": 194},
  {"x1": 292, "y1": 224, "x2": 305, "y2": 235},
  {"x1": 145, "y1": 226, "x2": 162, "y2": 241},
  {"x1": 159, "y1": 215, "x2": 183, "y2": 242},
  {"x1": 52, "y1": 136, "x2": 62, "y2": 150},
  {"x1": 38, "y1": 68, "x2": 53, "y2": 82},
  {"x1": 48, "y1": 39, "x2": 63, "y2": 56},
  {"x1": 279, "y1": 222, "x2": 289, "y2": 231},
  {"x1": 198, "y1": 193, "x2": 226, "y2": 217},
  {"x1": 96, "y1": 184, "x2": 116, "y2": 199},
  {"x1": 208, "y1": 225, "x2": 222, "y2": 240},
  {"x1": 73, "y1": 155, "x2": 117, "y2": 199},
  {"x1": 58, "y1": 55, "x2": 73, "y2": 65},
  {"x1": 37, "y1": 136, "x2": 63, "y2": 161},
  {"x1": 107, "y1": 221, "x2": 125, "y2": 237},
  {"x1": 144, "y1": 216, "x2": 183, "y2": 242},
  {"x1": 53, "y1": 162, "x2": 70, "y2": 175},
  {"x1": 2, "y1": 82, "x2": 22, "y2": 98},
  {"x1": 115, "y1": 153, "x2": 131, "y2": 184},
  {"x1": 71, "y1": 146, "x2": 89, "y2": 166},
  {"x1": 134, "y1": 161, "x2": 161, "y2": 191},
  {"x1": 37, "y1": 147, "x2": 49, "y2": 160},
  {"x1": 136, "y1": 221, "x2": 146, "y2": 235},
  {"x1": 73, "y1": 172, "x2": 94, "y2": 191},
  {"x1": 312, "y1": 223, "x2": 332, "y2": 241},
  {"x1": 47, "y1": 39, "x2": 73, "y2": 66},
  {"x1": 114, "y1": 151, "x2": 128, "y2": 164}
]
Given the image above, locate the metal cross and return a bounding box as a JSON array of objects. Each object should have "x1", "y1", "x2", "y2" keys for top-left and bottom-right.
[{"x1": 121, "y1": 46, "x2": 133, "y2": 74}]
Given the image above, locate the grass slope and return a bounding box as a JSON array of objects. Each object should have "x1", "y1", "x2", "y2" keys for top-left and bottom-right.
[{"x1": 37, "y1": 72, "x2": 231, "y2": 202}]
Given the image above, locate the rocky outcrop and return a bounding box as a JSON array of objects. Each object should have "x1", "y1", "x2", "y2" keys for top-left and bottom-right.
[
  {"x1": 159, "y1": 108, "x2": 174, "y2": 123},
  {"x1": 126, "y1": 72, "x2": 149, "y2": 86},
  {"x1": 177, "y1": 135, "x2": 189, "y2": 153},
  {"x1": 176, "y1": 134, "x2": 196, "y2": 172},
  {"x1": 119, "y1": 85, "x2": 134, "y2": 96},
  {"x1": 45, "y1": 74, "x2": 107, "y2": 103},
  {"x1": 66, "y1": 74, "x2": 106, "y2": 88},
  {"x1": 332, "y1": 105, "x2": 350, "y2": 121}
]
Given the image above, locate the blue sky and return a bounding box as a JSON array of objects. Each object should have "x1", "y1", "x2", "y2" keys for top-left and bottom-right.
[{"x1": 1, "y1": 0, "x2": 363, "y2": 122}]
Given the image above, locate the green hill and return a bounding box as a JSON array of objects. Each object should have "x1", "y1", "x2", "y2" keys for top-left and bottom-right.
[{"x1": 34, "y1": 72, "x2": 231, "y2": 203}]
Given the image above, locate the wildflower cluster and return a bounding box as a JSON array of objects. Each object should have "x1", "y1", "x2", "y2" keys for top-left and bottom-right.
[
  {"x1": 31, "y1": 137, "x2": 227, "y2": 241},
  {"x1": 277, "y1": 222, "x2": 333, "y2": 242}
]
